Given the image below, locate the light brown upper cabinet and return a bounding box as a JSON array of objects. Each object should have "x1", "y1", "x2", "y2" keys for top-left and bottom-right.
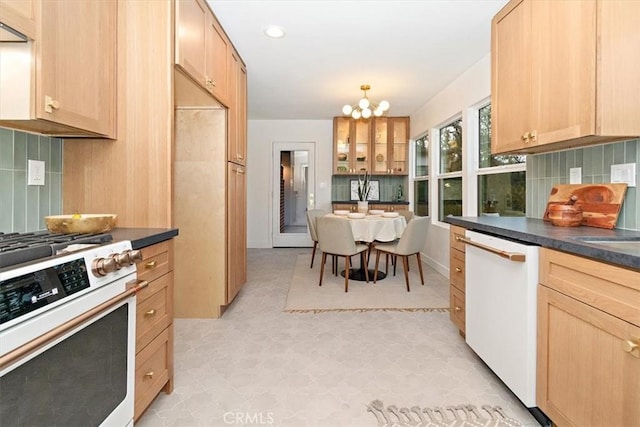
[
  {"x1": 0, "y1": 0, "x2": 116, "y2": 137},
  {"x1": 372, "y1": 117, "x2": 409, "y2": 175},
  {"x1": 333, "y1": 117, "x2": 372, "y2": 175},
  {"x1": 175, "y1": 0, "x2": 229, "y2": 106},
  {"x1": 491, "y1": 0, "x2": 640, "y2": 155},
  {"x1": 228, "y1": 50, "x2": 247, "y2": 165},
  {"x1": 0, "y1": 0, "x2": 36, "y2": 39}
]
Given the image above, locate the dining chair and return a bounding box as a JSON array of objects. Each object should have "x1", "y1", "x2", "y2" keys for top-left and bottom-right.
[
  {"x1": 372, "y1": 216, "x2": 428, "y2": 291},
  {"x1": 398, "y1": 210, "x2": 414, "y2": 223},
  {"x1": 306, "y1": 209, "x2": 326, "y2": 268},
  {"x1": 316, "y1": 216, "x2": 369, "y2": 292}
]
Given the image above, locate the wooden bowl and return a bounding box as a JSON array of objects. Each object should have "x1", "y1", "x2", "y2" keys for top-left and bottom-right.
[
  {"x1": 45, "y1": 214, "x2": 117, "y2": 234},
  {"x1": 548, "y1": 205, "x2": 582, "y2": 227}
]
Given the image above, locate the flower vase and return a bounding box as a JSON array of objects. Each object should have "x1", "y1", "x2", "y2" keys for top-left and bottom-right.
[{"x1": 357, "y1": 201, "x2": 369, "y2": 214}]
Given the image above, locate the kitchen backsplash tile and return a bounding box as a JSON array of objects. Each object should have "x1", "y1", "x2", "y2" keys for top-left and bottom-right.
[
  {"x1": 0, "y1": 129, "x2": 63, "y2": 232},
  {"x1": 331, "y1": 175, "x2": 407, "y2": 202},
  {"x1": 527, "y1": 138, "x2": 639, "y2": 231}
]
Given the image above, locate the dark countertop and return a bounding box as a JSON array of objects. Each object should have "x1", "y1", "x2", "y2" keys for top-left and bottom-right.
[
  {"x1": 110, "y1": 227, "x2": 179, "y2": 249},
  {"x1": 332, "y1": 200, "x2": 409, "y2": 205},
  {"x1": 444, "y1": 216, "x2": 640, "y2": 271}
]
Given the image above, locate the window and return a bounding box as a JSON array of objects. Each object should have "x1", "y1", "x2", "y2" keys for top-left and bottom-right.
[
  {"x1": 438, "y1": 118, "x2": 462, "y2": 221},
  {"x1": 413, "y1": 134, "x2": 429, "y2": 216},
  {"x1": 477, "y1": 104, "x2": 526, "y2": 216}
]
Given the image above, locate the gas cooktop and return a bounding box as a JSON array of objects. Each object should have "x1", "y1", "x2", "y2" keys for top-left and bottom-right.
[{"x1": 0, "y1": 231, "x2": 113, "y2": 269}]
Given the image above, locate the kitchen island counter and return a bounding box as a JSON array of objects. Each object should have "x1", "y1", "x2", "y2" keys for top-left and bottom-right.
[
  {"x1": 444, "y1": 216, "x2": 639, "y2": 271},
  {"x1": 110, "y1": 227, "x2": 178, "y2": 249}
]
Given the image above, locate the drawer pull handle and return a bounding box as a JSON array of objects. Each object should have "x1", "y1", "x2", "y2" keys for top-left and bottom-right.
[
  {"x1": 623, "y1": 338, "x2": 639, "y2": 358},
  {"x1": 455, "y1": 267, "x2": 462, "y2": 273},
  {"x1": 454, "y1": 306, "x2": 462, "y2": 312},
  {"x1": 144, "y1": 371, "x2": 155, "y2": 379},
  {"x1": 145, "y1": 309, "x2": 157, "y2": 317},
  {"x1": 455, "y1": 236, "x2": 526, "y2": 262},
  {"x1": 145, "y1": 261, "x2": 157, "y2": 269}
]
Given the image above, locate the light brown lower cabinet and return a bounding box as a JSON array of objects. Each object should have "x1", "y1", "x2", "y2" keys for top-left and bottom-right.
[
  {"x1": 134, "y1": 240, "x2": 174, "y2": 421},
  {"x1": 448, "y1": 225, "x2": 466, "y2": 335},
  {"x1": 537, "y1": 248, "x2": 640, "y2": 427}
]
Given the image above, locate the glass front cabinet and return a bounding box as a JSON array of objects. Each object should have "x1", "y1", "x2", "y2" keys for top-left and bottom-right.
[{"x1": 333, "y1": 117, "x2": 408, "y2": 176}]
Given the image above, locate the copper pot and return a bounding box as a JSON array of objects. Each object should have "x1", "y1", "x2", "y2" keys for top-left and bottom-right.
[{"x1": 548, "y1": 196, "x2": 582, "y2": 227}]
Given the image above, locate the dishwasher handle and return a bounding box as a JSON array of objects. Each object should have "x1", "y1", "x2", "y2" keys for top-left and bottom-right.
[{"x1": 455, "y1": 236, "x2": 526, "y2": 262}]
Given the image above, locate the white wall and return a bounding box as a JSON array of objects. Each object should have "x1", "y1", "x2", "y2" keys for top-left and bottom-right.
[
  {"x1": 247, "y1": 120, "x2": 333, "y2": 248},
  {"x1": 409, "y1": 53, "x2": 491, "y2": 276}
]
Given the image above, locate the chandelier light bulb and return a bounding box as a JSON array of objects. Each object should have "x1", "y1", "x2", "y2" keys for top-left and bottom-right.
[{"x1": 341, "y1": 84, "x2": 389, "y2": 119}]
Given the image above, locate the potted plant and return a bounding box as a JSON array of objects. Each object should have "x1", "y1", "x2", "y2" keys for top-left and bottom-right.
[{"x1": 357, "y1": 171, "x2": 371, "y2": 213}]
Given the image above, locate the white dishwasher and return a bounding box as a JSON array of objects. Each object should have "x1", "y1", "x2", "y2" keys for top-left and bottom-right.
[{"x1": 463, "y1": 230, "x2": 539, "y2": 408}]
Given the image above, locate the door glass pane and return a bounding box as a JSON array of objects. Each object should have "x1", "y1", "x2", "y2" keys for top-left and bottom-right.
[
  {"x1": 439, "y1": 177, "x2": 462, "y2": 221},
  {"x1": 335, "y1": 118, "x2": 350, "y2": 173},
  {"x1": 392, "y1": 119, "x2": 407, "y2": 173},
  {"x1": 280, "y1": 150, "x2": 309, "y2": 234},
  {"x1": 373, "y1": 118, "x2": 388, "y2": 173},
  {"x1": 478, "y1": 172, "x2": 526, "y2": 216}
]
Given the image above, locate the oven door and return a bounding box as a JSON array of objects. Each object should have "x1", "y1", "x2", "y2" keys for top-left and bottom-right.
[{"x1": 0, "y1": 283, "x2": 138, "y2": 427}]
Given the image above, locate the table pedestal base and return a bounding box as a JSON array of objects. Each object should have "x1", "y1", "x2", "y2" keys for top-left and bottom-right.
[{"x1": 340, "y1": 268, "x2": 386, "y2": 282}]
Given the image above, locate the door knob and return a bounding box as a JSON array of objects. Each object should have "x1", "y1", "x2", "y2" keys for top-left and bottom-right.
[{"x1": 623, "y1": 338, "x2": 639, "y2": 358}]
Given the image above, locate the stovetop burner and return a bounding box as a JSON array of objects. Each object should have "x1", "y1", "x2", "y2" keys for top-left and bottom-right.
[{"x1": 0, "y1": 231, "x2": 113, "y2": 268}]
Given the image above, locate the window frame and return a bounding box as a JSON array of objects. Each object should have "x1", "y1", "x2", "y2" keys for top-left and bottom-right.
[
  {"x1": 412, "y1": 133, "x2": 430, "y2": 217},
  {"x1": 435, "y1": 114, "x2": 463, "y2": 224}
]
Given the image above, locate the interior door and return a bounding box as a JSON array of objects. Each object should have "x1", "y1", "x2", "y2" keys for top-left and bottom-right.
[{"x1": 272, "y1": 142, "x2": 315, "y2": 247}]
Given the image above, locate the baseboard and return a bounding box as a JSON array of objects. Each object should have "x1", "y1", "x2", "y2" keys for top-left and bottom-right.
[{"x1": 420, "y1": 251, "x2": 448, "y2": 278}]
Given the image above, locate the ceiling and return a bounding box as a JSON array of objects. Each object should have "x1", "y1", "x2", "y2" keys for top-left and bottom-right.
[{"x1": 208, "y1": 0, "x2": 508, "y2": 120}]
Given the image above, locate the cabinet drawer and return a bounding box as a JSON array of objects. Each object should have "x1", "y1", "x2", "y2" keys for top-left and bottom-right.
[
  {"x1": 540, "y1": 248, "x2": 640, "y2": 326},
  {"x1": 136, "y1": 272, "x2": 172, "y2": 352},
  {"x1": 450, "y1": 226, "x2": 466, "y2": 253},
  {"x1": 135, "y1": 327, "x2": 171, "y2": 421},
  {"x1": 137, "y1": 241, "x2": 173, "y2": 283},
  {"x1": 450, "y1": 248, "x2": 465, "y2": 292},
  {"x1": 450, "y1": 285, "x2": 465, "y2": 334}
]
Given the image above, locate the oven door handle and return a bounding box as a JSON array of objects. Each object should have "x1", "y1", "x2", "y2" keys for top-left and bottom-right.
[
  {"x1": 456, "y1": 236, "x2": 526, "y2": 262},
  {"x1": 0, "y1": 279, "x2": 148, "y2": 371}
]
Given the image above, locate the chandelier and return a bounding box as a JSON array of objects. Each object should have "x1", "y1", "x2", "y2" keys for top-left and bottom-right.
[{"x1": 342, "y1": 84, "x2": 390, "y2": 119}]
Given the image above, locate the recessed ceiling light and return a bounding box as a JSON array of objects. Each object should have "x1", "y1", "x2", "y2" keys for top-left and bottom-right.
[{"x1": 264, "y1": 25, "x2": 286, "y2": 39}]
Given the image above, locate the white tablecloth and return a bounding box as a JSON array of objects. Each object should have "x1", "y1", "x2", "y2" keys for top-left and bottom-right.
[{"x1": 325, "y1": 214, "x2": 407, "y2": 242}]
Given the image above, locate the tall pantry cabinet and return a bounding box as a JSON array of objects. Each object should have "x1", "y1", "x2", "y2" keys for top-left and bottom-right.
[
  {"x1": 62, "y1": 0, "x2": 247, "y2": 313},
  {"x1": 174, "y1": 0, "x2": 247, "y2": 318}
]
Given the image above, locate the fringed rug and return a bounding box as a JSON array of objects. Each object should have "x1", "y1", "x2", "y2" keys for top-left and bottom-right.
[
  {"x1": 367, "y1": 400, "x2": 524, "y2": 427},
  {"x1": 284, "y1": 254, "x2": 450, "y2": 313}
]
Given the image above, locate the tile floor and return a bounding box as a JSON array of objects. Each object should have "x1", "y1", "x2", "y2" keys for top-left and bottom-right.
[{"x1": 136, "y1": 248, "x2": 541, "y2": 427}]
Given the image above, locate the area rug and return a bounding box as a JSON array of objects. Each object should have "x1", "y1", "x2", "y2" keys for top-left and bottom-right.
[
  {"x1": 367, "y1": 400, "x2": 524, "y2": 426},
  {"x1": 284, "y1": 254, "x2": 449, "y2": 313}
]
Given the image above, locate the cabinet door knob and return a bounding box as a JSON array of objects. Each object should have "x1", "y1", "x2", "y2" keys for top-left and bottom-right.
[
  {"x1": 623, "y1": 338, "x2": 639, "y2": 358},
  {"x1": 454, "y1": 306, "x2": 462, "y2": 312},
  {"x1": 44, "y1": 96, "x2": 60, "y2": 113},
  {"x1": 145, "y1": 309, "x2": 157, "y2": 317},
  {"x1": 455, "y1": 267, "x2": 462, "y2": 273},
  {"x1": 521, "y1": 133, "x2": 528, "y2": 142},
  {"x1": 145, "y1": 260, "x2": 157, "y2": 269},
  {"x1": 144, "y1": 371, "x2": 155, "y2": 379}
]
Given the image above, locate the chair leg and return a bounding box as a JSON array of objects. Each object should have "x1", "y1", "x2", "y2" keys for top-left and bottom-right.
[
  {"x1": 402, "y1": 255, "x2": 410, "y2": 292},
  {"x1": 384, "y1": 253, "x2": 389, "y2": 275},
  {"x1": 374, "y1": 251, "x2": 381, "y2": 284},
  {"x1": 363, "y1": 255, "x2": 370, "y2": 283},
  {"x1": 393, "y1": 255, "x2": 397, "y2": 276},
  {"x1": 319, "y1": 252, "x2": 327, "y2": 286},
  {"x1": 344, "y1": 256, "x2": 350, "y2": 292},
  {"x1": 416, "y1": 253, "x2": 425, "y2": 285},
  {"x1": 310, "y1": 241, "x2": 317, "y2": 268}
]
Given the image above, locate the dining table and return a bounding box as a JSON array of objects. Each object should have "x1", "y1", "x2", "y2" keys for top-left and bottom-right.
[{"x1": 324, "y1": 212, "x2": 407, "y2": 281}]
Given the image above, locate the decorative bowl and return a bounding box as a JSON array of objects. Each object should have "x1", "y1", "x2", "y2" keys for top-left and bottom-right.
[
  {"x1": 45, "y1": 214, "x2": 118, "y2": 234},
  {"x1": 548, "y1": 204, "x2": 583, "y2": 227},
  {"x1": 382, "y1": 212, "x2": 400, "y2": 218},
  {"x1": 337, "y1": 153, "x2": 347, "y2": 161}
]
